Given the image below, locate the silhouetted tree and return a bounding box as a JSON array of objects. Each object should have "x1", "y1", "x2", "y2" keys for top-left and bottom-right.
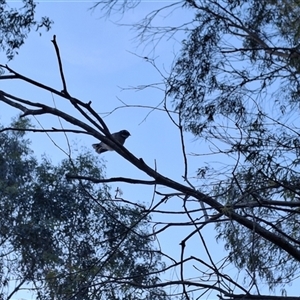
[
  {"x1": 0, "y1": 0, "x2": 52, "y2": 60},
  {"x1": 0, "y1": 118, "x2": 169, "y2": 300},
  {"x1": 3, "y1": 1, "x2": 300, "y2": 296}
]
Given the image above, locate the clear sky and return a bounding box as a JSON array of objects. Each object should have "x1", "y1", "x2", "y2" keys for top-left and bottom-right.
[{"x1": 1, "y1": 1, "x2": 298, "y2": 299}]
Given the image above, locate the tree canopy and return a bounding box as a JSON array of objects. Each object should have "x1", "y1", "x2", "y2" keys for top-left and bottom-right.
[
  {"x1": 0, "y1": 119, "x2": 168, "y2": 300},
  {"x1": 1, "y1": 0, "x2": 300, "y2": 299},
  {"x1": 0, "y1": 0, "x2": 52, "y2": 60},
  {"x1": 94, "y1": 0, "x2": 300, "y2": 295}
]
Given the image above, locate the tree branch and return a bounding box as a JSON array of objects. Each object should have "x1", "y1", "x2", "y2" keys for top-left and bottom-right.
[
  {"x1": 51, "y1": 35, "x2": 69, "y2": 96},
  {"x1": 66, "y1": 175, "x2": 157, "y2": 185}
]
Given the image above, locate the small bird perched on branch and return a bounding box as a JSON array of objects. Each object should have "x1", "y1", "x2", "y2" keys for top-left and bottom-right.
[{"x1": 92, "y1": 130, "x2": 131, "y2": 154}]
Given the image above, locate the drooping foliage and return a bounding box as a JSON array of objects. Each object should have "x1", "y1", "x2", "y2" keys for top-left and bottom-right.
[
  {"x1": 0, "y1": 119, "x2": 169, "y2": 300},
  {"x1": 93, "y1": 0, "x2": 300, "y2": 292},
  {"x1": 0, "y1": 0, "x2": 52, "y2": 60},
  {"x1": 165, "y1": 0, "x2": 300, "y2": 289}
]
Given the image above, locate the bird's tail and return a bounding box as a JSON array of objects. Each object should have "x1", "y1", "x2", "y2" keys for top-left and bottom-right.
[{"x1": 92, "y1": 143, "x2": 108, "y2": 154}]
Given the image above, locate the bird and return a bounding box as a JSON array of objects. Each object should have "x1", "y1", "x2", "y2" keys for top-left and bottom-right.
[{"x1": 92, "y1": 130, "x2": 131, "y2": 154}]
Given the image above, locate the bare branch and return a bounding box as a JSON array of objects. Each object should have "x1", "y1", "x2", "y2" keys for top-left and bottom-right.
[
  {"x1": 51, "y1": 35, "x2": 69, "y2": 96},
  {"x1": 66, "y1": 175, "x2": 157, "y2": 185}
]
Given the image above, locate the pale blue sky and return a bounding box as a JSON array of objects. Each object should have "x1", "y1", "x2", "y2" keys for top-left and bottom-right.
[{"x1": 1, "y1": 1, "x2": 298, "y2": 299}]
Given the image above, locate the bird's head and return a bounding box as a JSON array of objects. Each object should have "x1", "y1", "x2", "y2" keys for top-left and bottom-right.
[{"x1": 120, "y1": 130, "x2": 131, "y2": 139}]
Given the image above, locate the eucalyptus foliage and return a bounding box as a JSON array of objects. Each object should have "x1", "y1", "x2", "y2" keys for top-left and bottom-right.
[
  {"x1": 0, "y1": 0, "x2": 52, "y2": 60},
  {"x1": 94, "y1": 0, "x2": 300, "y2": 292},
  {"x1": 0, "y1": 119, "x2": 168, "y2": 300},
  {"x1": 166, "y1": 1, "x2": 300, "y2": 289}
]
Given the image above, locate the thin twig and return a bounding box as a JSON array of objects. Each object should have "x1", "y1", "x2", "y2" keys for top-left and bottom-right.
[
  {"x1": 66, "y1": 175, "x2": 157, "y2": 185},
  {"x1": 51, "y1": 35, "x2": 69, "y2": 96}
]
